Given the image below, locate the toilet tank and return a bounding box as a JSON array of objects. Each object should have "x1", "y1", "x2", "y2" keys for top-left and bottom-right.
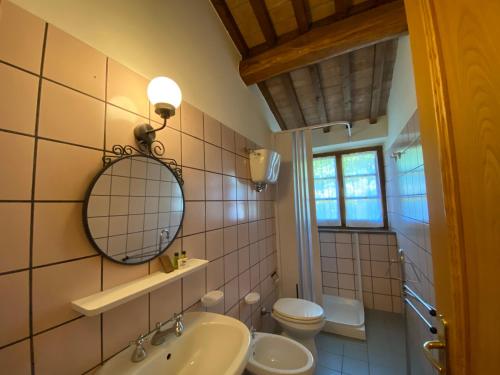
[{"x1": 249, "y1": 149, "x2": 281, "y2": 191}]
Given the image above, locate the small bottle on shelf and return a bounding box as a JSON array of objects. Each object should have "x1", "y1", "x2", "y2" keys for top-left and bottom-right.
[
  {"x1": 180, "y1": 251, "x2": 187, "y2": 267},
  {"x1": 173, "y1": 252, "x2": 179, "y2": 269}
]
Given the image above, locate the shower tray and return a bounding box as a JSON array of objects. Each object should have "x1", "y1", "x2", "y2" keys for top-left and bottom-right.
[{"x1": 322, "y1": 294, "x2": 366, "y2": 340}]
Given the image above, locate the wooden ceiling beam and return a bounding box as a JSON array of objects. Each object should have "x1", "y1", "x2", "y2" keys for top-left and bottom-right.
[
  {"x1": 239, "y1": 1, "x2": 407, "y2": 84},
  {"x1": 304, "y1": 0, "x2": 393, "y2": 29},
  {"x1": 247, "y1": 0, "x2": 396, "y2": 57},
  {"x1": 345, "y1": 0, "x2": 382, "y2": 16},
  {"x1": 291, "y1": 0, "x2": 311, "y2": 33},
  {"x1": 334, "y1": 0, "x2": 352, "y2": 17},
  {"x1": 340, "y1": 54, "x2": 352, "y2": 121},
  {"x1": 249, "y1": 0, "x2": 277, "y2": 46},
  {"x1": 258, "y1": 82, "x2": 287, "y2": 130},
  {"x1": 369, "y1": 42, "x2": 387, "y2": 124},
  {"x1": 247, "y1": 0, "x2": 394, "y2": 57},
  {"x1": 308, "y1": 65, "x2": 328, "y2": 124},
  {"x1": 210, "y1": 0, "x2": 249, "y2": 57},
  {"x1": 281, "y1": 74, "x2": 306, "y2": 128}
]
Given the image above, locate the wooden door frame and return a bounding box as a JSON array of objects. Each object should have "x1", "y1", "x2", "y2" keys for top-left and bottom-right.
[{"x1": 404, "y1": 0, "x2": 470, "y2": 373}]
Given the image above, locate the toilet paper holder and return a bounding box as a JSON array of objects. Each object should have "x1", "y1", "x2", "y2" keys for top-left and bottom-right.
[{"x1": 201, "y1": 290, "x2": 224, "y2": 307}]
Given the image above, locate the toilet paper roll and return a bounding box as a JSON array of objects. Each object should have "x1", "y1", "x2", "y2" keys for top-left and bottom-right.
[{"x1": 201, "y1": 290, "x2": 224, "y2": 307}]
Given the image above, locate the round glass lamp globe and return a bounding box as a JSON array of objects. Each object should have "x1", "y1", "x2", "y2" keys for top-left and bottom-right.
[{"x1": 147, "y1": 76, "x2": 182, "y2": 108}]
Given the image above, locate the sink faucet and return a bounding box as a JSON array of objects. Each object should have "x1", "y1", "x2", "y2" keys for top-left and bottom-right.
[
  {"x1": 130, "y1": 334, "x2": 147, "y2": 362},
  {"x1": 151, "y1": 313, "x2": 184, "y2": 346}
]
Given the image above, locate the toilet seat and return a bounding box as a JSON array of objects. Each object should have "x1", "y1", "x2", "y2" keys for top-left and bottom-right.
[
  {"x1": 273, "y1": 310, "x2": 324, "y2": 325},
  {"x1": 272, "y1": 312, "x2": 326, "y2": 333},
  {"x1": 272, "y1": 298, "x2": 324, "y2": 323}
]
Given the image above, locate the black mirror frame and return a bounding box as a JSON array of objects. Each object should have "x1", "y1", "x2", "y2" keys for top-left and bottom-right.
[{"x1": 82, "y1": 153, "x2": 185, "y2": 265}]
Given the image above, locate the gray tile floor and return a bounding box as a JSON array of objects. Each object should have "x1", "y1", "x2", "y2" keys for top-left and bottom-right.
[{"x1": 315, "y1": 309, "x2": 407, "y2": 375}]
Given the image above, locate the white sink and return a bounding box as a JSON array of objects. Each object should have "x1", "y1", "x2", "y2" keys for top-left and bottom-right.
[{"x1": 97, "y1": 312, "x2": 251, "y2": 375}]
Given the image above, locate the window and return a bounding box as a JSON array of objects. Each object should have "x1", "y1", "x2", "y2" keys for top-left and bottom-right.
[
  {"x1": 313, "y1": 156, "x2": 341, "y2": 226},
  {"x1": 313, "y1": 147, "x2": 386, "y2": 228}
]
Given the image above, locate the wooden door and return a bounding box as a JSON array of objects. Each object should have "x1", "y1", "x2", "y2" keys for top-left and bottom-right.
[{"x1": 404, "y1": 0, "x2": 500, "y2": 374}]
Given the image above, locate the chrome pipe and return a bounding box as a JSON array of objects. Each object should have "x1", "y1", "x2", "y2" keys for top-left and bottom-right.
[
  {"x1": 404, "y1": 297, "x2": 437, "y2": 334},
  {"x1": 276, "y1": 121, "x2": 351, "y2": 133},
  {"x1": 403, "y1": 284, "x2": 437, "y2": 316}
]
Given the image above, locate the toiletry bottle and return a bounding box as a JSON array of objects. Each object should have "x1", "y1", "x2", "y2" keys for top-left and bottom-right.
[
  {"x1": 180, "y1": 250, "x2": 187, "y2": 267},
  {"x1": 173, "y1": 252, "x2": 179, "y2": 269}
]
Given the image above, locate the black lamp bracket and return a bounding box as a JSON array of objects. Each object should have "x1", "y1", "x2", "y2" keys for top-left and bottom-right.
[{"x1": 134, "y1": 102, "x2": 176, "y2": 150}]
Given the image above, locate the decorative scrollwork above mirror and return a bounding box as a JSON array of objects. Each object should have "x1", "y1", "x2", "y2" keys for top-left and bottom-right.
[{"x1": 83, "y1": 144, "x2": 184, "y2": 264}]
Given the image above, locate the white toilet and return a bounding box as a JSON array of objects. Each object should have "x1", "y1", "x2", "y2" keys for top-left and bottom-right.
[
  {"x1": 271, "y1": 298, "x2": 325, "y2": 361},
  {"x1": 246, "y1": 332, "x2": 314, "y2": 375}
]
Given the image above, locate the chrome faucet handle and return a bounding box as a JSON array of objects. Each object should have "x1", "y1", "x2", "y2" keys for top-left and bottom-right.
[
  {"x1": 173, "y1": 313, "x2": 184, "y2": 337},
  {"x1": 173, "y1": 312, "x2": 182, "y2": 321},
  {"x1": 151, "y1": 312, "x2": 184, "y2": 346},
  {"x1": 130, "y1": 333, "x2": 147, "y2": 346},
  {"x1": 129, "y1": 333, "x2": 147, "y2": 363},
  {"x1": 250, "y1": 326, "x2": 257, "y2": 339},
  {"x1": 157, "y1": 312, "x2": 182, "y2": 329}
]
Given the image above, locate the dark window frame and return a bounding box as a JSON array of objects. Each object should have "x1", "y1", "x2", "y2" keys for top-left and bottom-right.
[{"x1": 313, "y1": 145, "x2": 388, "y2": 230}]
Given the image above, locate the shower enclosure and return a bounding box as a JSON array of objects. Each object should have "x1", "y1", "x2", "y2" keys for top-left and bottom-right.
[
  {"x1": 273, "y1": 122, "x2": 368, "y2": 341},
  {"x1": 321, "y1": 232, "x2": 366, "y2": 340}
]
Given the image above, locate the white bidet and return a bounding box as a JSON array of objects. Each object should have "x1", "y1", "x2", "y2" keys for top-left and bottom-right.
[{"x1": 246, "y1": 332, "x2": 314, "y2": 375}]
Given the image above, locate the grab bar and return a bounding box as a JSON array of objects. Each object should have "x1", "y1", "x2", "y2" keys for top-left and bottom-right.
[
  {"x1": 399, "y1": 249, "x2": 438, "y2": 334},
  {"x1": 403, "y1": 284, "x2": 437, "y2": 316},
  {"x1": 404, "y1": 297, "x2": 437, "y2": 334}
]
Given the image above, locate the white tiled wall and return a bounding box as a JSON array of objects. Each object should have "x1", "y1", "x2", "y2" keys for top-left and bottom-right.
[
  {"x1": 319, "y1": 230, "x2": 403, "y2": 313},
  {"x1": 0, "y1": 2, "x2": 278, "y2": 374},
  {"x1": 385, "y1": 110, "x2": 437, "y2": 374}
]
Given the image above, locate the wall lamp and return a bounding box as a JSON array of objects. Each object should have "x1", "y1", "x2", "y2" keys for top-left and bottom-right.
[{"x1": 134, "y1": 76, "x2": 182, "y2": 149}]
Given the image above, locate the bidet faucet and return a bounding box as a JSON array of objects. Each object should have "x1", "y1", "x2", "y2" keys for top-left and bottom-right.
[
  {"x1": 151, "y1": 312, "x2": 184, "y2": 346},
  {"x1": 250, "y1": 326, "x2": 257, "y2": 339}
]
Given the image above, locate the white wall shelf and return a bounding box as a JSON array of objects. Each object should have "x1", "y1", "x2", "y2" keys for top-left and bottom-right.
[{"x1": 71, "y1": 258, "x2": 208, "y2": 316}]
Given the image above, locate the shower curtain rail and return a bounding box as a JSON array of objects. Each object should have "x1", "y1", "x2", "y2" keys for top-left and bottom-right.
[{"x1": 276, "y1": 121, "x2": 351, "y2": 134}]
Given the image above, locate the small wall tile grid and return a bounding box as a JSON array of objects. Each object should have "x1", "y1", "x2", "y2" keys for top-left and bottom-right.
[
  {"x1": 0, "y1": 2, "x2": 278, "y2": 374},
  {"x1": 319, "y1": 230, "x2": 402, "y2": 314},
  {"x1": 384, "y1": 110, "x2": 436, "y2": 375}
]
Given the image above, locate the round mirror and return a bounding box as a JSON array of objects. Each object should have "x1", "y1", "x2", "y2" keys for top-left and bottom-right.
[{"x1": 83, "y1": 155, "x2": 184, "y2": 264}]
